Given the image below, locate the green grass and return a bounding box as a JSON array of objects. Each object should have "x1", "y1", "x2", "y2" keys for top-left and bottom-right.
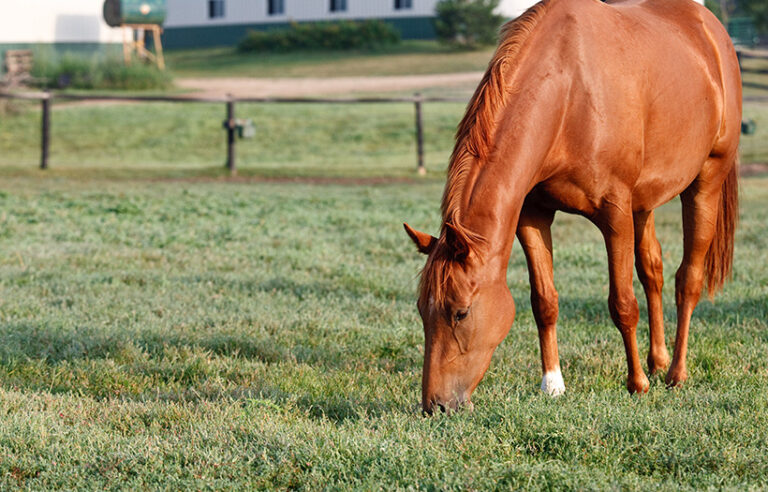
[
  {"x1": 0, "y1": 173, "x2": 765, "y2": 489},
  {"x1": 742, "y1": 102, "x2": 768, "y2": 163},
  {"x1": 0, "y1": 100, "x2": 765, "y2": 183},
  {"x1": 0, "y1": 100, "x2": 466, "y2": 178},
  {"x1": 165, "y1": 41, "x2": 494, "y2": 78}
]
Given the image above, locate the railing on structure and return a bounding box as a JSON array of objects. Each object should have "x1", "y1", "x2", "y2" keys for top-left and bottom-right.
[{"x1": 0, "y1": 91, "x2": 469, "y2": 175}]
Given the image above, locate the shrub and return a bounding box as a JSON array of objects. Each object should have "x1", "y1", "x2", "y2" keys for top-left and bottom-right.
[
  {"x1": 238, "y1": 20, "x2": 401, "y2": 53},
  {"x1": 97, "y1": 59, "x2": 173, "y2": 90},
  {"x1": 433, "y1": 0, "x2": 505, "y2": 49},
  {"x1": 32, "y1": 54, "x2": 172, "y2": 91}
]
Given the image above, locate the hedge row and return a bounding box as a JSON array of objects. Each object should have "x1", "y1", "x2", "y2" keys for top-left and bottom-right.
[
  {"x1": 32, "y1": 54, "x2": 173, "y2": 91},
  {"x1": 238, "y1": 20, "x2": 401, "y2": 52}
]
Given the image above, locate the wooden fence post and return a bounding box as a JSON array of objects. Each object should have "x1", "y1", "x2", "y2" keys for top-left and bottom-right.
[
  {"x1": 414, "y1": 93, "x2": 425, "y2": 175},
  {"x1": 226, "y1": 98, "x2": 236, "y2": 175},
  {"x1": 40, "y1": 92, "x2": 51, "y2": 170}
]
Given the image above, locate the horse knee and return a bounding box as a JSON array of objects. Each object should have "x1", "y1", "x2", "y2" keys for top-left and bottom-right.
[
  {"x1": 531, "y1": 290, "x2": 559, "y2": 328},
  {"x1": 608, "y1": 292, "x2": 639, "y2": 333}
]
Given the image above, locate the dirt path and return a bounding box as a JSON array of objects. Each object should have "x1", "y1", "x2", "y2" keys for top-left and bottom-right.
[{"x1": 175, "y1": 72, "x2": 484, "y2": 98}]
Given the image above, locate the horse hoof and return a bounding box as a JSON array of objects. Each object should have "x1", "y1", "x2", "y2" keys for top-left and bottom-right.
[
  {"x1": 647, "y1": 352, "x2": 670, "y2": 375},
  {"x1": 665, "y1": 369, "x2": 688, "y2": 388},
  {"x1": 627, "y1": 374, "x2": 650, "y2": 394}
]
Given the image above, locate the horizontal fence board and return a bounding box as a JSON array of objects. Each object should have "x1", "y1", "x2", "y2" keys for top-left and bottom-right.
[{"x1": 0, "y1": 92, "x2": 469, "y2": 104}]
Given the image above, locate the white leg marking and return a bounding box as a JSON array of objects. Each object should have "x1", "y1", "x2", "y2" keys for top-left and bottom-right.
[{"x1": 540, "y1": 368, "x2": 565, "y2": 396}]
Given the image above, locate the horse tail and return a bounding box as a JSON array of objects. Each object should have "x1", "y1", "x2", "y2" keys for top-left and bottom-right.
[{"x1": 704, "y1": 157, "x2": 739, "y2": 298}]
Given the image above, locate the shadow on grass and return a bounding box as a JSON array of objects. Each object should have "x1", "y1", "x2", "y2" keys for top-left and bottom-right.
[
  {"x1": 512, "y1": 293, "x2": 767, "y2": 336},
  {"x1": 0, "y1": 164, "x2": 442, "y2": 184},
  {"x1": 252, "y1": 275, "x2": 411, "y2": 303},
  {"x1": 2, "y1": 293, "x2": 761, "y2": 368},
  {"x1": 1, "y1": 295, "x2": 761, "y2": 421}
]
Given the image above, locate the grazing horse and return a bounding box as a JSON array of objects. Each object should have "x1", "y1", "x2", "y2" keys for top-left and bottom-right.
[{"x1": 404, "y1": 0, "x2": 741, "y2": 414}]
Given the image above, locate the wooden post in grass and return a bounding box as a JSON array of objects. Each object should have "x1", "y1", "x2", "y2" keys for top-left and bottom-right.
[
  {"x1": 40, "y1": 92, "x2": 51, "y2": 170},
  {"x1": 414, "y1": 93, "x2": 426, "y2": 176},
  {"x1": 226, "y1": 98, "x2": 236, "y2": 175}
]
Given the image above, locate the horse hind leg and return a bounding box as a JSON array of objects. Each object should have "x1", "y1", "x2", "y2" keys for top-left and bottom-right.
[
  {"x1": 633, "y1": 210, "x2": 670, "y2": 375},
  {"x1": 517, "y1": 206, "x2": 564, "y2": 396},
  {"x1": 667, "y1": 161, "x2": 738, "y2": 387}
]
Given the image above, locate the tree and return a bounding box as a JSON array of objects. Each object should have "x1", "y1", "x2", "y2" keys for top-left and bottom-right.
[
  {"x1": 742, "y1": 0, "x2": 767, "y2": 33},
  {"x1": 706, "y1": 0, "x2": 768, "y2": 33},
  {"x1": 433, "y1": 0, "x2": 505, "y2": 49}
]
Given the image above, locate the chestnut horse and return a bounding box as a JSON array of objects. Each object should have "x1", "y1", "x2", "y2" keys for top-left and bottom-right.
[{"x1": 404, "y1": 0, "x2": 741, "y2": 413}]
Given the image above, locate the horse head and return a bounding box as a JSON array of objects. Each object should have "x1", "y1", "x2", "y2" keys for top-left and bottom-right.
[{"x1": 405, "y1": 223, "x2": 515, "y2": 415}]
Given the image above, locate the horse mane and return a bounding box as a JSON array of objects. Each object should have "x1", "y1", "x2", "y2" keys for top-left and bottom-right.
[{"x1": 420, "y1": 1, "x2": 550, "y2": 308}]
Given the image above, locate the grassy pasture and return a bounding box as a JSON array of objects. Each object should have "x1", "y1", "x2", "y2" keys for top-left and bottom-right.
[
  {"x1": 0, "y1": 100, "x2": 466, "y2": 178},
  {"x1": 0, "y1": 100, "x2": 766, "y2": 181},
  {"x1": 0, "y1": 172, "x2": 766, "y2": 489},
  {"x1": 165, "y1": 41, "x2": 494, "y2": 78}
]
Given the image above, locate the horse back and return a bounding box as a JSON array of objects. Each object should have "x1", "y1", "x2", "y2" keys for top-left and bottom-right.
[{"x1": 525, "y1": 0, "x2": 741, "y2": 213}]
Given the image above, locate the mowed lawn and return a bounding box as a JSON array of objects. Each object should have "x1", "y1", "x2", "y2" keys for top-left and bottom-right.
[
  {"x1": 165, "y1": 41, "x2": 495, "y2": 78},
  {"x1": 0, "y1": 172, "x2": 766, "y2": 489}
]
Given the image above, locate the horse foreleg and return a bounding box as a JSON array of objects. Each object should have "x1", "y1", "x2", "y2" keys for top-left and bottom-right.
[
  {"x1": 599, "y1": 203, "x2": 650, "y2": 394},
  {"x1": 517, "y1": 206, "x2": 564, "y2": 396},
  {"x1": 633, "y1": 210, "x2": 670, "y2": 375}
]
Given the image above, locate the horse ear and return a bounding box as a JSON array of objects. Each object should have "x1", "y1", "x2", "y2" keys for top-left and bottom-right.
[
  {"x1": 404, "y1": 223, "x2": 437, "y2": 255},
  {"x1": 444, "y1": 222, "x2": 470, "y2": 260}
]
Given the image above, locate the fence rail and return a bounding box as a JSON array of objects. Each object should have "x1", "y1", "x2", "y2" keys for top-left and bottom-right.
[
  {"x1": 0, "y1": 91, "x2": 470, "y2": 174},
  {"x1": 2, "y1": 90, "x2": 766, "y2": 174}
]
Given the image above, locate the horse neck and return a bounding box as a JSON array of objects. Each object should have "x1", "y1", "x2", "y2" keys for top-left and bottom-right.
[
  {"x1": 457, "y1": 90, "x2": 562, "y2": 276},
  {"x1": 444, "y1": 9, "x2": 566, "y2": 278}
]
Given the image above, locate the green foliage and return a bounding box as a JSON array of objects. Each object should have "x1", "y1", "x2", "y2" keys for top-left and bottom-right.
[
  {"x1": 433, "y1": 0, "x2": 505, "y2": 49},
  {"x1": 707, "y1": 0, "x2": 768, "y2": 35},
  {"x1": 238, "y1": 21, "x2": 401, "y2": 53},
  {"x1": 741, "y1": 0, "x2": 768, "y2": 33},
  {"x1": 31, "y1": 54, "x2": 172, "y2": 91},
  {"x1": 705, "y1": 0, "x2": 722, "y2": 20}
]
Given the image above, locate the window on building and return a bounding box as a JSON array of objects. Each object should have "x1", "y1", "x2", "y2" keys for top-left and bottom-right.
[
  {"x1": 329, "y1": 0, "x2": 347, "y2": 13},
  {"x1": 268, "y1": 0, "x2": 285, "y2": 15},
  {"x1": 208, "y1": 0, "x2": 225, "y2": 18},
  {"x1": 395, "y1": 0, "x2": 413, "y2": 10}
]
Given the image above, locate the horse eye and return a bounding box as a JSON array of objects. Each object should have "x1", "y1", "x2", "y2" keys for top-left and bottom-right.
[{"x1": 455, "y1": 309, "x2": 469, "y2": 322}]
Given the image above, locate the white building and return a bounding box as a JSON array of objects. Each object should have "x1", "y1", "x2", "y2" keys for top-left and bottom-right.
[
  {"x1": 0, "y1": 0, "x2": 123, "y2": 74},
  {"x1": 162, "y1": 0, "x2": 552, "y2": 48},
  {"x1": 0, "y1": 0, "x2": 709, "y2": 55},
  {"x1": 163, "y1": 0, "x2": 701, "y2": 49},
  {"x1": 0, "y1": 0, "x2": 121, "y2": 45}
]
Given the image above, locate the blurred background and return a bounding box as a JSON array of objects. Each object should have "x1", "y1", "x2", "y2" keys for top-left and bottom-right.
[{"x1": 0, "y1": 0, "x2": 765, "y2": 177}]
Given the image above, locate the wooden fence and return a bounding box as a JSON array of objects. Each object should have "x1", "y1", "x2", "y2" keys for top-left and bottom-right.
[
  {"x1": 0, "y1": 91, "x2": 468, "y2": 175},
  {"x1": 2, "y1": 90, "x2": 766, "y2": 175}
]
